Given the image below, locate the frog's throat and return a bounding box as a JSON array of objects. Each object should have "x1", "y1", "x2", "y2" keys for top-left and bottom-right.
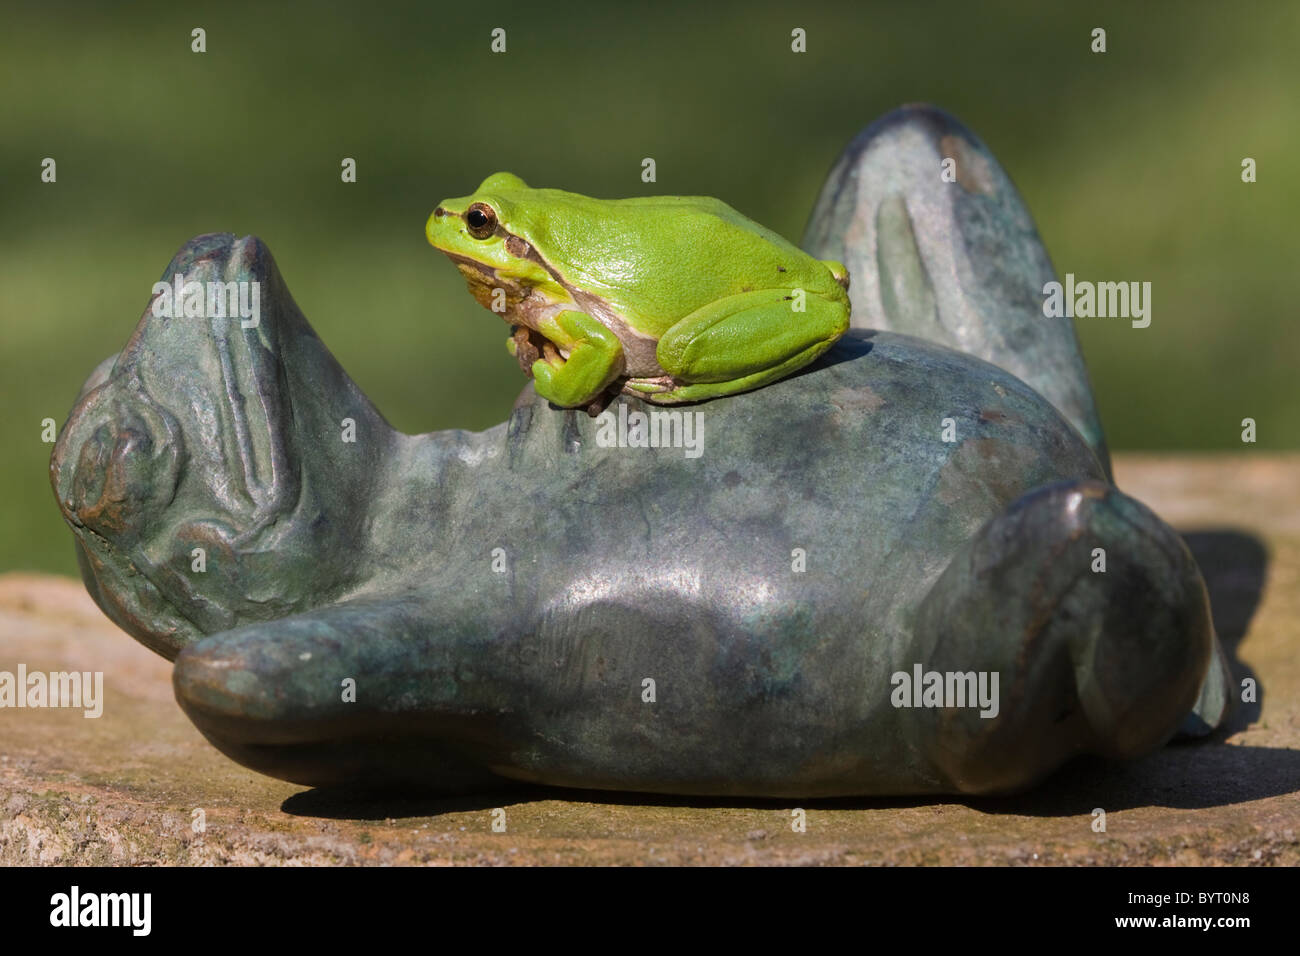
[
  {"x1": 450, "y1": 258, "x2": 555, "y2": 330},
  {"x1": 443, "y1": 251, "x2": 665, "y2": 380}
]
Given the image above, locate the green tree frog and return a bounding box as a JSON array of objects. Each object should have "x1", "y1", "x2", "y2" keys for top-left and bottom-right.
[{"x1": 426, "y1": 172, "x2": 851, "y2": 407}]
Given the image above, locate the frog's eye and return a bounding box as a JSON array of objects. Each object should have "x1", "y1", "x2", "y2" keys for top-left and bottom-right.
[{"x1": 465, "y1": 202, "x2": 497, "y2": 239}]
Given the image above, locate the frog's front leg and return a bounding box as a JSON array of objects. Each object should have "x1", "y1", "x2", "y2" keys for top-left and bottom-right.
[
  {"x1": 530, "y1": 310, "x2": 625, "y2": 407},
  {"x1": 649, "y1": 289, "x2": 849, "y2": 403}
]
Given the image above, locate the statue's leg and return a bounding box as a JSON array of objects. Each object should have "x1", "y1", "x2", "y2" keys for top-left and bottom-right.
[
  {"x1": 905, "y1": 479, "x2": 1223, "y2": 795},
  {"x1": 172, "y1": 591, "x2": 512, "y2": 792},
  {"x1": 802, "y1": 104, "x2": 1111, "y2": 476}
]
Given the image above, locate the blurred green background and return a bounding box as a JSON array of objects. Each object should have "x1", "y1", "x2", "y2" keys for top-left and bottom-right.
[{"x1": 3, "y1": 0, "x2": 1297, "y2": 574}]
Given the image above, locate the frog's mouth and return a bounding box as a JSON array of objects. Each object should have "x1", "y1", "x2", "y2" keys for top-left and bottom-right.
[{"x1": 50, "y1": 234, "x2": 314, "y2": 660}]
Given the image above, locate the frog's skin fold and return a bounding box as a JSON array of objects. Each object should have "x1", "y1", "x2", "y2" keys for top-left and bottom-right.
[{"x1": 50, "y1": 105, "x2": 1229, "y2": 797}]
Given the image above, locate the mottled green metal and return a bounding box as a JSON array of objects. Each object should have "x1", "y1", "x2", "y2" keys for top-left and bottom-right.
[
  {"x1": 49, "y1": 105, "x2": 1229, "y2": 797},
  {"x1": 803, "y1": 105, "x2": 1112, "y2": 477}
]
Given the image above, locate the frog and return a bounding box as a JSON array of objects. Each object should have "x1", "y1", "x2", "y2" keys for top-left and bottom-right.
[{"x1": 425, "y1": 172, "x2": 851, "y2": 407}]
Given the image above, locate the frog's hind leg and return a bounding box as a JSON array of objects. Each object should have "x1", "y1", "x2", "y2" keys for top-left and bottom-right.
[
  {"x1": 903, "y1": 479, "x2": 1227, "y2": 795},
  {"x1": 641, "y1": 339, "x2": 837, "y2": 404},
  {"x1": 646, "y1": 288, "x2": 848, "y2": 404}
]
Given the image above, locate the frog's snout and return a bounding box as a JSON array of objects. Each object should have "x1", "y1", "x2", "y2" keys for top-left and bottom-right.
[{"x1": 427, "y1": 206, "x2": 467, "y2": 252}]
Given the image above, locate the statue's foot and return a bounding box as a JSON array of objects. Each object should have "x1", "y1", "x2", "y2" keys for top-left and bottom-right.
[{"x1": 908, "y1": 479, "x2": 1224, "y2": 794}]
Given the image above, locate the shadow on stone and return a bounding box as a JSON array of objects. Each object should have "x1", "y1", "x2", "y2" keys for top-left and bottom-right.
[
  {"x1": 280, "y1": 783, "x2": 929, "y2": 820},
  {"x1": 961, "y1": 744, "x2": 1300, "y2": 816},
  {"x1": 796, "y1": 327, "x2": 876, "y2": 374},
  {"x1": 282, "y1": 786, "x2": 527, "y2": 821},
  {"x1": 1180, "y1": 529, "x2": 1267, "y2": 734},
  {"x1": 282, "y1": 739, "x2": 1300, "y2": 820}
]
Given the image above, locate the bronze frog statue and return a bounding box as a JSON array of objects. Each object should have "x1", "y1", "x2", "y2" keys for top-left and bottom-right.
[{"x1": 49, "y1": 106, "x2": 1229, "y2": 797}]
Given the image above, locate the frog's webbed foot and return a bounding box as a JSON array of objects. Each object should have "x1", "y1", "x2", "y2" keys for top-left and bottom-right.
[
  {"x1": 172, "y1": 593, "x2": 509, "y2": 792},
  {"x1": 907, "y1": 479, "x2": 1226, "y2": 795},
  {"x1": 511, "y1": 324, "x2": 620, "y2": 416},
  {"x1": 529, "y1": 311, "x2": 623, "y2": 408}
]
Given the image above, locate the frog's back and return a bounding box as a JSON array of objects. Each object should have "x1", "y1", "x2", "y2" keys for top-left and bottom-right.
[{"x1": 510, "y1": 188, "x2": 849, "y2": 331}]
